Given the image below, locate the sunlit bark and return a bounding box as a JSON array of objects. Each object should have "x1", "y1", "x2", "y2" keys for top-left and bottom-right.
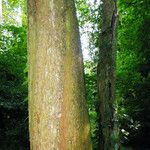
[{"x1": 27, "y1": 0, "x2": 92, "y2": 149}]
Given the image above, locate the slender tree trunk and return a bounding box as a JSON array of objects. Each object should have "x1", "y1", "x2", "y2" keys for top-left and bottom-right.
[
  {"x1": 97, "y1": 0, "x2": 117, "y2": 149},
  {"x1": 27, "y1": 0, "x2": 92, "y2": 150}
]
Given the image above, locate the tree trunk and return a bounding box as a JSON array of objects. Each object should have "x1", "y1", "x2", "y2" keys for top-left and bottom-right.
[
  {"x1": 27, "y1": 0, "x2": 92, "y2": 150},
  {"x1": 97, "y1": 0, "x2": 117, "y2": 149}
]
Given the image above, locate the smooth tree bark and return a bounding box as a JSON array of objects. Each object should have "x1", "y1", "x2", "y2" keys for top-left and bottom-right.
[
  {"x1": 97, "y1": 0, "x2": 117, "y2": 149},
  {"x1": 28, "y1": 0, "x2": 92, "y2": 150},
  {"x1": 27, "y1": 0, "x2": 92, "y2": 150}
]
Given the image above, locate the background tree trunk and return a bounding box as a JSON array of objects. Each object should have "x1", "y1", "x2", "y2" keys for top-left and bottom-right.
[
  {"x1": 97, "y1": 0, "x2": 117, "y2": 149},
  {"x1": 27, "y1": 0, "x2": 92, "y2": 149}
]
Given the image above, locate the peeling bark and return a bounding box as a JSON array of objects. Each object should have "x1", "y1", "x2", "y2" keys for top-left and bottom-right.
[{"x1": 27, "y1": 0, "x2": 92, "y2": 149}]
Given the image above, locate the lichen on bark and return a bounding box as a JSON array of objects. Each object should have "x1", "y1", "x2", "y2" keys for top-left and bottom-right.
[{"x1": 27, "y1": 0, "x2": 92, "y2": 149}]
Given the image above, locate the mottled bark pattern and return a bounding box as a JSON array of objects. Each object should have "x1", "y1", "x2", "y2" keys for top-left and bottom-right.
[
  {"x1": 27, "y1": 0, "x2": 92, "y2": 150},
  {"x1": 97, "y1": 0, "x2": 117, "y2": 149}
]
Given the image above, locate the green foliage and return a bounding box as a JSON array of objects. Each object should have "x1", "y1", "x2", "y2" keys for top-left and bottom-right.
[
  {"x1": 0, "y1": 0, "x2": 150, "y2": 149},
  {"x1": 117, "y1": 0, "x2": 150, "y2": 148},
  {"x1": 2, "y1": 0, "x2": 26, "y2": 26},
  {"x1": 0, "y1": 24, "x2": 28, "y2": 149},
  {"x1": 76, "y1": 0, "x2": 101, "y2": 58},
  {"x1": 84, "y1": 60, "x2": 100, "y2": 150}
]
